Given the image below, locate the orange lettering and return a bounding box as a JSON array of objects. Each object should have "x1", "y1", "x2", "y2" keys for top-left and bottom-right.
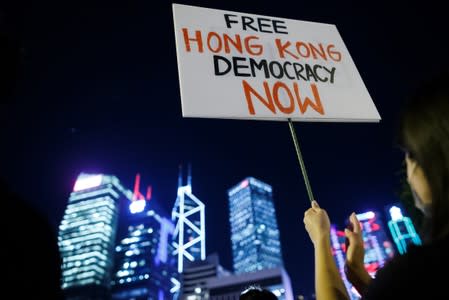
[
  {"x1": 309, "y1": 43, "x2": 327, "y2": 60},
  {"x1": 223, "y1": 34, "x2": 243, "y2": 54},
  {"x1": 182, "y1": 28, "x2": 203, "y2": 53},
  {"x1": 272, "y1": 82, "x2": 295, "y2": 114},
  {"x1": 293, "y1": 83, "x2": 325, "y2": 115},
  {"x1": 207, "y1": 32, "x2": 223, "y2": 53},
  {"x1": 244, "y1": 36, "x2": 263, "y2": 56},
  {"x1": 327, "y1": 44, "x2": 342, "y2": 62},
  {"x1": 242, "y1": 80, "x2": 276, "y2": 115},
  {"x1": 295, "y1": 42, "x2": 311, "y2": 58},
  {"x1": 275, "y1": 39, "x2": 299, "y2": 59}
]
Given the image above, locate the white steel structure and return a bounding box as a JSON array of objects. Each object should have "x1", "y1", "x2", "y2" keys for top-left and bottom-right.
[{"x1": 171, "y1": 165, "x2": 206, "y2": 273}]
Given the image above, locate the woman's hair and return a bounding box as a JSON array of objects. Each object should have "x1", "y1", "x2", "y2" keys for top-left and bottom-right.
[
  {"x1": 239, "y1": 285, "x2": 278, "y2": 300},
  {"x1": 398, "y1": 71, "x2": 449, "y2": 241}
]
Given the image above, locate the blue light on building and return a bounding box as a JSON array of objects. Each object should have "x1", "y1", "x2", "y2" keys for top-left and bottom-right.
[
  {"x1": 112, "y1": 175, "x2": 178, "y2": 300},
  {"x1": 228, "y1": 177, "x2": 283, "y2": 274},
  {"x1": 387, "y1": 206, "x2": 421, "y2": 254},
  {"x1": 58, "y1": 173, "x2": 132, "y2": 299},
  {"x1": 112, "y1": 206, "x2": 177, "y2": 300}
]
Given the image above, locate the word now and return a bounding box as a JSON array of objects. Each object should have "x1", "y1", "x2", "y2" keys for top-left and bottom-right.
[{"x1": 242, "y1": 80, "x2": 325, "y2": 116}]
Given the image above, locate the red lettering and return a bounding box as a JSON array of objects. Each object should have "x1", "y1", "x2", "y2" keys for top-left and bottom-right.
[
  {"x1": 273, "y1": 82, "x2": 295, "y2": 114},
  {"x1": 293, "y1": 83, "x2": 325, "y2": 115},
  {"x1": 206, "y1": 32, "x2": 222, "y2": 53},
  {"x1": 182, "y1": 28, "x2": 203, "y2": 53},
  {"x1": 275, "y1": 39, "x2": 299, "y2": 59},
  {"x1": 242, "y1": 80, "x2": 276, "y2": 115}
]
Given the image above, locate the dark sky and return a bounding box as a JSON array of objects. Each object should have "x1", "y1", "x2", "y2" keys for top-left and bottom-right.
[{"x1": 1, "y1": 0, "x2": 448, "y2": 296}]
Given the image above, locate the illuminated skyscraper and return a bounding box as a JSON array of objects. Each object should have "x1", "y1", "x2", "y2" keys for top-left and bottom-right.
[
  {"x1": 330, "y1": 210, "x2": 396, "y2": 299},
  {"x1": 387, "y1": 205, "x2": 421, "y2": 254},
  {"x1": 227, "y1": 177, "x2": 283, "y2": 274},
  {"x1": 112, "y1": 203, "x2": 178, "y2": 299},
  {"x1": 58, "y1": 173, "x2": 132, "y2": 299},
  {"x1": 171, "y1": 165, "x2": 206, "y2": 273}
]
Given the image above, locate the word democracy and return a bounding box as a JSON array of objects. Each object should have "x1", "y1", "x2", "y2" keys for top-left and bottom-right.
[{"x1": 213, "y1": 55, "x2": 336, "y2": 83}]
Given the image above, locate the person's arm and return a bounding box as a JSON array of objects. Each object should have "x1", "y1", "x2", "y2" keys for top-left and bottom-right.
[
  {"x1": 304, "y1": 201, "x2": 350, "y2": 300},
  {"x1": 344, "y1": 212, "x2": 372, "y2": 295}
]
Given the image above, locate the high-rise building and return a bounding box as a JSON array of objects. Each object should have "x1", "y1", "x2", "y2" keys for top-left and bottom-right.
[
  {"x1": 171, "y1": 165, "x2": 206, "y2": 273},
  {"x1": 330, "y1": 210, "x2": 396, "y2": 299},
  {"x1": 111, "y1": 173, "x2": 179, "y2": 300},
  {"x1": 387, "y1": 205, "x2": 422, "y2": 254},
  {"x1": 112, "y1": 202, "x2": 178, "y2": 300},
  {"x1": 227, "y1": 177, "x2": 283, "y2": 274},
  {"x1": 180, "y1": 253, "x2": 230, "y2": 300},
  {"x1": 58, "y1": 173, "x2": 132, "y2": 299}
]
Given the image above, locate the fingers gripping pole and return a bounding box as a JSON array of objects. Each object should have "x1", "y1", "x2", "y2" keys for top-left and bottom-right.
[{"x1": 288, "y1": 118, "x2": 314, "y2": 203}]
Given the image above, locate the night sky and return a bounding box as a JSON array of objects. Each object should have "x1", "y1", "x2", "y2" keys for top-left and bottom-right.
[{"x1": 1, "y1": 0, "x2": 448, "y2": 296}]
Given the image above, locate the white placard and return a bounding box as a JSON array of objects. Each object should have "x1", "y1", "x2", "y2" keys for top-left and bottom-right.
[{"x1": 173, "y1": 3, "x2": 380, "y2": 122}]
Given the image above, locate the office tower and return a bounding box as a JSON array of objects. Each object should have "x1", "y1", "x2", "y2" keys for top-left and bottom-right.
[
  {"x1": 228, "y1": 177, "x2": 283, "y2": 274},
  {"x1": 112, "y1": 174, "x2": 179, "y2": 300},
  {"x1": 387, "y1": 205, "x2": 422, "y2": 254},
  {"x1": 58, "y1": 173, "x2": 132, "y2": 299},
  {"x1": 171, "y1": 165, "x2": 206, "y2": 273},
  {"x1": 330, "y1": 210, "x2": 396, "y2": 299},
  {"x1": 180, "y1": 253, "x2": 230, "y2": 300}
]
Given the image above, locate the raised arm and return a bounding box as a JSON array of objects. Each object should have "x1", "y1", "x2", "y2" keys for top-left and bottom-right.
[
  {"x1": 344, "y1": 212, "x2": 372, "y2": 295},
  {"x1": 304, "y1": 201, "x2": 350, "y2": 300}
]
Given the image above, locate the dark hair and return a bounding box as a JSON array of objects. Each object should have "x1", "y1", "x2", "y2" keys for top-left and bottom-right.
[
  {"x1": 239, "y1": 285, "x2": 278, "y2": 300},
  {"x1": 398, "y1": 71, "x2": 449, "y2": 241}
]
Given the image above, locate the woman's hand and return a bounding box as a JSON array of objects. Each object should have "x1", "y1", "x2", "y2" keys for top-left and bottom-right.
[
  {"x1": 304, "y1": 200, "x2": 331, "y2": 246},
  {"x1": 344, "y1": 212, "x2": 371, "y2": 294}
]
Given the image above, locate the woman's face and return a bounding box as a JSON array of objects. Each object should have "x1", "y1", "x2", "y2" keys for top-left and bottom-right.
[{"x1": 405, "y1": 154, "x2": 432, "y2": 214}]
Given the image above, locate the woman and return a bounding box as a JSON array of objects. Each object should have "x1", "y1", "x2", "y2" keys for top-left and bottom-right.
[{"x1": 303, "y1": 72, "x2": 449, "y2": 300}]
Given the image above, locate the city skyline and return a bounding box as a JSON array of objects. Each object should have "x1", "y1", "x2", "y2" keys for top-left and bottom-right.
[{"x1": 2, "y1": 1, "x2": 447, "y2": 297}]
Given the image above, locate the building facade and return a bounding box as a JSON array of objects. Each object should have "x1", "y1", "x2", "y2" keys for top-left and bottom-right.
[
  {"x1": 112, "y1": 199, "x2": 178, "y2": 300},
  {"x1": 228, "y1": 177, "x2": 283, "y2": 274},
  {"x1": 180, "y1": 253, "x2": 230, "y2": 300},
  {"x1": 58, "y1": 173, "x2": 132, "y2": 299}
]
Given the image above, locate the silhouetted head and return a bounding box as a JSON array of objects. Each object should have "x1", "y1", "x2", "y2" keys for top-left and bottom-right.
[
  {"x1": 239, "y1": 285, "x2": 278, "y2": 300},
  {"x1": 398, "y1": 71, "x2": 449, "y2": 241}
]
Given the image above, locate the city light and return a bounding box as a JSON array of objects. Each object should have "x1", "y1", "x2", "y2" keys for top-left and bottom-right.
[
  {"x1": 356, "y1": 211, "x2": 375, "y2": 221},
  {"x1": 389, "y1": 206, "x2": 403, "y2": 221},
  {"x1": 73, "y1": 174, "x2": 103, "y2": 191},
  {"x1": 130, "y1": 199, "x2": 146, "y2": 214}
]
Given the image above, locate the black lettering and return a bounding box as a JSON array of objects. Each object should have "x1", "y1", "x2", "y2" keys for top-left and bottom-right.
[
  {"x1": 305, "y1": 64, "x2": 318, "y2": 82},
  {"x1": 283, "y1": 62, "x2": 295, "y2": 80},
  {"x1": 273, "y1": 20, "x2": 288, "y2": 34},
  {"x1": 293, "y1": 63, "x2": 307, "y2": 81},
  {"x1": 313, "y1": 65, "x2": 328, "y2": 82},
  {"x1": 213, "y1": 55, "x2": 232, "y2": 76},
  {"x1": 249, "y1": 58, "x2": 270, "y2": 78},
  {"x1": 258, "y1": 18, "x2": 273, "y2": 33},
  {"x1": 224, "y1": 14, "x2": 239, "y2": 29},
  {"x1": 323, "y1": 66, "x2": 336, "y2": 83},
  {"x1": 269, "y1": 61, "x2": 284, "y2": 79},
  {"x1": 233, "y1": 57, "x2": 251, "y2": 77},
  {"x1": 242, "y1": 16, "x2": 258, "y2": 32}
]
